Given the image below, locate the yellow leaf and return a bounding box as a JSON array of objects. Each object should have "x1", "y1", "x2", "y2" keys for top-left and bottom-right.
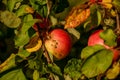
[
  {"x1": 106, "y1": 62, "x2": 120, "y2": 79},
  {"x1": 25, "y1": 33, "x2": 42, "y2": 52},
  {"x1": 64, "y1": 5, "x2": 90, "y2": 29}
]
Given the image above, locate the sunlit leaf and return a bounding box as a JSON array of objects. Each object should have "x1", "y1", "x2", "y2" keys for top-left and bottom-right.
[
  {"x1": 65, "y1": 5, "x2": 90, "y2": 28},
  {"x1": 100, "y1": 29, "x2": 117, "y2": 47},
  {"x1": 106, "y1": 62, "x2": 120, "y2": 79},
  {"x1": 0, "y1": 54, "x2": 16, "y2": 73},
  {"x1": 81, "y1": 45, "x2": 105, "y2": 59},
  {"x1": 0, "y1": 69, "x2": 27, "y2": 80},
  {"x1": 81, "y1": 49, "x2": 113, "y2": 78},
  {"x1": 14, "y1": 14, "x2": 38, "y2": 47},
  {"x1": 15, "y1": 5, "x2": 34, "y2": 17},
  {"x1": 0, "y1": 11, "x2": 21, "y2": 28},
  {"x1": 7, "y1": 0, "x2": 23, "y2": 12}
]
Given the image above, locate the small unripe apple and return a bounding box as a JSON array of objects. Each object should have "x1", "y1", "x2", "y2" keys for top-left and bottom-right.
[
  {"x1": 45, "y1": 29, "x2": 72, "y2": 60},
  {"x1": 88, "y1": 29, "x2": 120, "y2": 61}
]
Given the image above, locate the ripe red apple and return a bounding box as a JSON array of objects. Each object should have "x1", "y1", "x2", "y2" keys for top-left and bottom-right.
[
  {"x1": 88, "y1": 29, "x2": 120, "y2": 61},
  {"x1": 45, "y1": 29, "x2": 72, "y2": 60},
  {"x1": 88, "y1": 30, "x2": 110, "y2": 49}
]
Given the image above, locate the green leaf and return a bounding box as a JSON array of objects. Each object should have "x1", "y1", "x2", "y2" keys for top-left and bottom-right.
[
  {"x1": 0, "y1": 11, "x2": 21, "y2": 28},
  {"x1": 0, "y1": 69, "x2": 27, "y2": 80},
  {"x1": 33, "y1": 70, "x2": 40, "y2": 80},
  {"x1": 28, "y1": 59, "x2": 42, "y2": 70},
  {"x1": 0, "y1": 54, "x2": 16, "y2": 73},
  {"x1": 22, "y1": 14, "x2": 38, "y2": 32},
  {"x1": 90, "y1": 4, "x2": 100, "y2": 26},
  {"x1": 7, "y1": 0, "x2": 23, "y2": 12},
  {"x1": 81, "y1": 45, "x2": 105, "y2": 59},
  {"x1": 97, "y1": 10, "x2": 102, "y2": 26},
  {"x1": 17, "y1": 48, "x2": 31, "y2": 58},
  {"x1": 29, "y1": 0, "x2": 47, "y2": 17},
  {"x1": 64, "y1": 58, "x2": 82, "y2": 80},
  {"x1": 81, "y1": 49, "x2": 113, "y2": 78},
  {"x1": 100, "y1": 29, "x2": 117, "y2": 47},
  {"x1": 14, "y1": 31, "x2": 30, "y2": 47},
  {"x1": 47, "y1": 63, "x2": 62, "y2": 76},
  {"x1": 14, "y1": 14, "x2": 37, "y2": 47},
  {"x1": 15, "y1": 5, "x2": 33, "y2": 17}
]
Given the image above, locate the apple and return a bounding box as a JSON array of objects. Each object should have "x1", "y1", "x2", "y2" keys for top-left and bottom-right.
[
  {"x1": 45, "y1": 29, "x2": 72, "y2": 60},
  {"x1": 88, "y1": 30, "x2": 110, "y2": 49},
  {"x1": 88, "y1": 29, "x2": 120, "y2": 61}
]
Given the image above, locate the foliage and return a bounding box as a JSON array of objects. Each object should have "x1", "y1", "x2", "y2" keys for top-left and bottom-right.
[{"x1": 0, "y1": 0, "x2": 120, "y2": 80}]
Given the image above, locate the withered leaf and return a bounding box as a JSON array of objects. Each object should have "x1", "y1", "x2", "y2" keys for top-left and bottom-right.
[{"x1": 65, "y1": 5, "x2": 90, "y2": 28}]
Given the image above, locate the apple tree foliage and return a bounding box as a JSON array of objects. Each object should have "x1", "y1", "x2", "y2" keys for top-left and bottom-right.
[{"x1": 0, "y1": 0, "x2": 120, "y2": 80}]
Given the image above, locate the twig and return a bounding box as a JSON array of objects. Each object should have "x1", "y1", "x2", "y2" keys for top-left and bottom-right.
[
  {"x1": 115, "y1": 10, "x2": 120, "y2": 35},
  {"x1": 36, "y1": 23, "x2": 53, "y2": 64}
]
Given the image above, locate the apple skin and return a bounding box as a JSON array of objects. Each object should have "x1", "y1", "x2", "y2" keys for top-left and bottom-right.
[
  {"x1": 88, "y1": 30, "x2": 120, "y2": 61},
  {"x1": 88, "y1": 30, "x2": 110, "y2": 49},
  {"x1": 45, "y1": 29, "x2": 72, "y2": 60},
  {"x1": 111, "y1": 49, "x2": 120, "y2": 61}
]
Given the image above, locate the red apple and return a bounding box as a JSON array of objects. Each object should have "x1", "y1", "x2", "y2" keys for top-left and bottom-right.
[
  {"x1": 88, "y1": 30, "x2": 110, "y2": 49},
  {"x1": 111, "y1": 49, "x2": 120, "y2": 61},
  {"x1": 45, "y1": 29, "x2": 72, "y2": 60},
  {"x1": 88, "y1": 29, "x2": 120, "y2": 61}
]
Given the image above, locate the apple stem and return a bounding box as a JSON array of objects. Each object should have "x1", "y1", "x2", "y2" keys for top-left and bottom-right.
[{"x1": 36, "y1": 24, "x2": 53, "y2": 64}]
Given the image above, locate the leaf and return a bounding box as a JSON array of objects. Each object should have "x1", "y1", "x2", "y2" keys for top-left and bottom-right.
[
  {"x1": 106, "y1": 62, "x2": 120, "y2": 79},
  {"x1": 97, "y1": 10, "x2": 102, "y2": 26},
  {"x1": 0, "y1": 54, "x2": 16, "y2": 73},
  {"x1": 100, "y1": 29, "x2": 117, "y2": 47},
  {"x1": 14, "y1": 14, "x2": 37, "y2": 47},
  {"x1": 81, "y1": 49, "x2": 113, "y2": 78},
  {"x1": 7, "y1": 0, "x2": 23, "y2": 12},
  {"x1": 64, "y1": 58, "x2": 82, "y2": 80},
  {"x1": 29, "y1": 0, "x2": 47, "y2": 17},
  {"x1": 15, "y1": 5, "x2": 34, "y2": 17},
  {"x1": 28, "y1": 59, "x2": 42, "y2": 70},
  {"x1": 0, "y1": 69, "x2": 27, "y2": 80},
  {"x1": 22, "y1": 14, "x2": 39, "y2": 32},
  {"x1": 67, "y1": 28, "x2": 80, "y2": 40},
  {"x1": 81, "y1": 45, "x2": 105, "y2": 59},
  {"x1": 64, "y1": 5, "x2": 90, "y2": 28},
  {"x1": 47, "y1": 63, "x2": 62, "y2": 76},
  {"x1": 90, "y1": 4, "x2": 102, "y2": 27},
  {"x1": 17, "y1": 48, "x2": 31, "y2": 58},
  {"x1": 14, "y1": 31, "x2": 30, "y2": 47},
  {"x1": 67, "y1": 28, "x2": 80, "y2": 44},
  {"x1": 33, "y1": 70, "x2": 40, "y2": 80},
  {"x1": 0, "y1": 11, "x2": 21, "y2": 28}
]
